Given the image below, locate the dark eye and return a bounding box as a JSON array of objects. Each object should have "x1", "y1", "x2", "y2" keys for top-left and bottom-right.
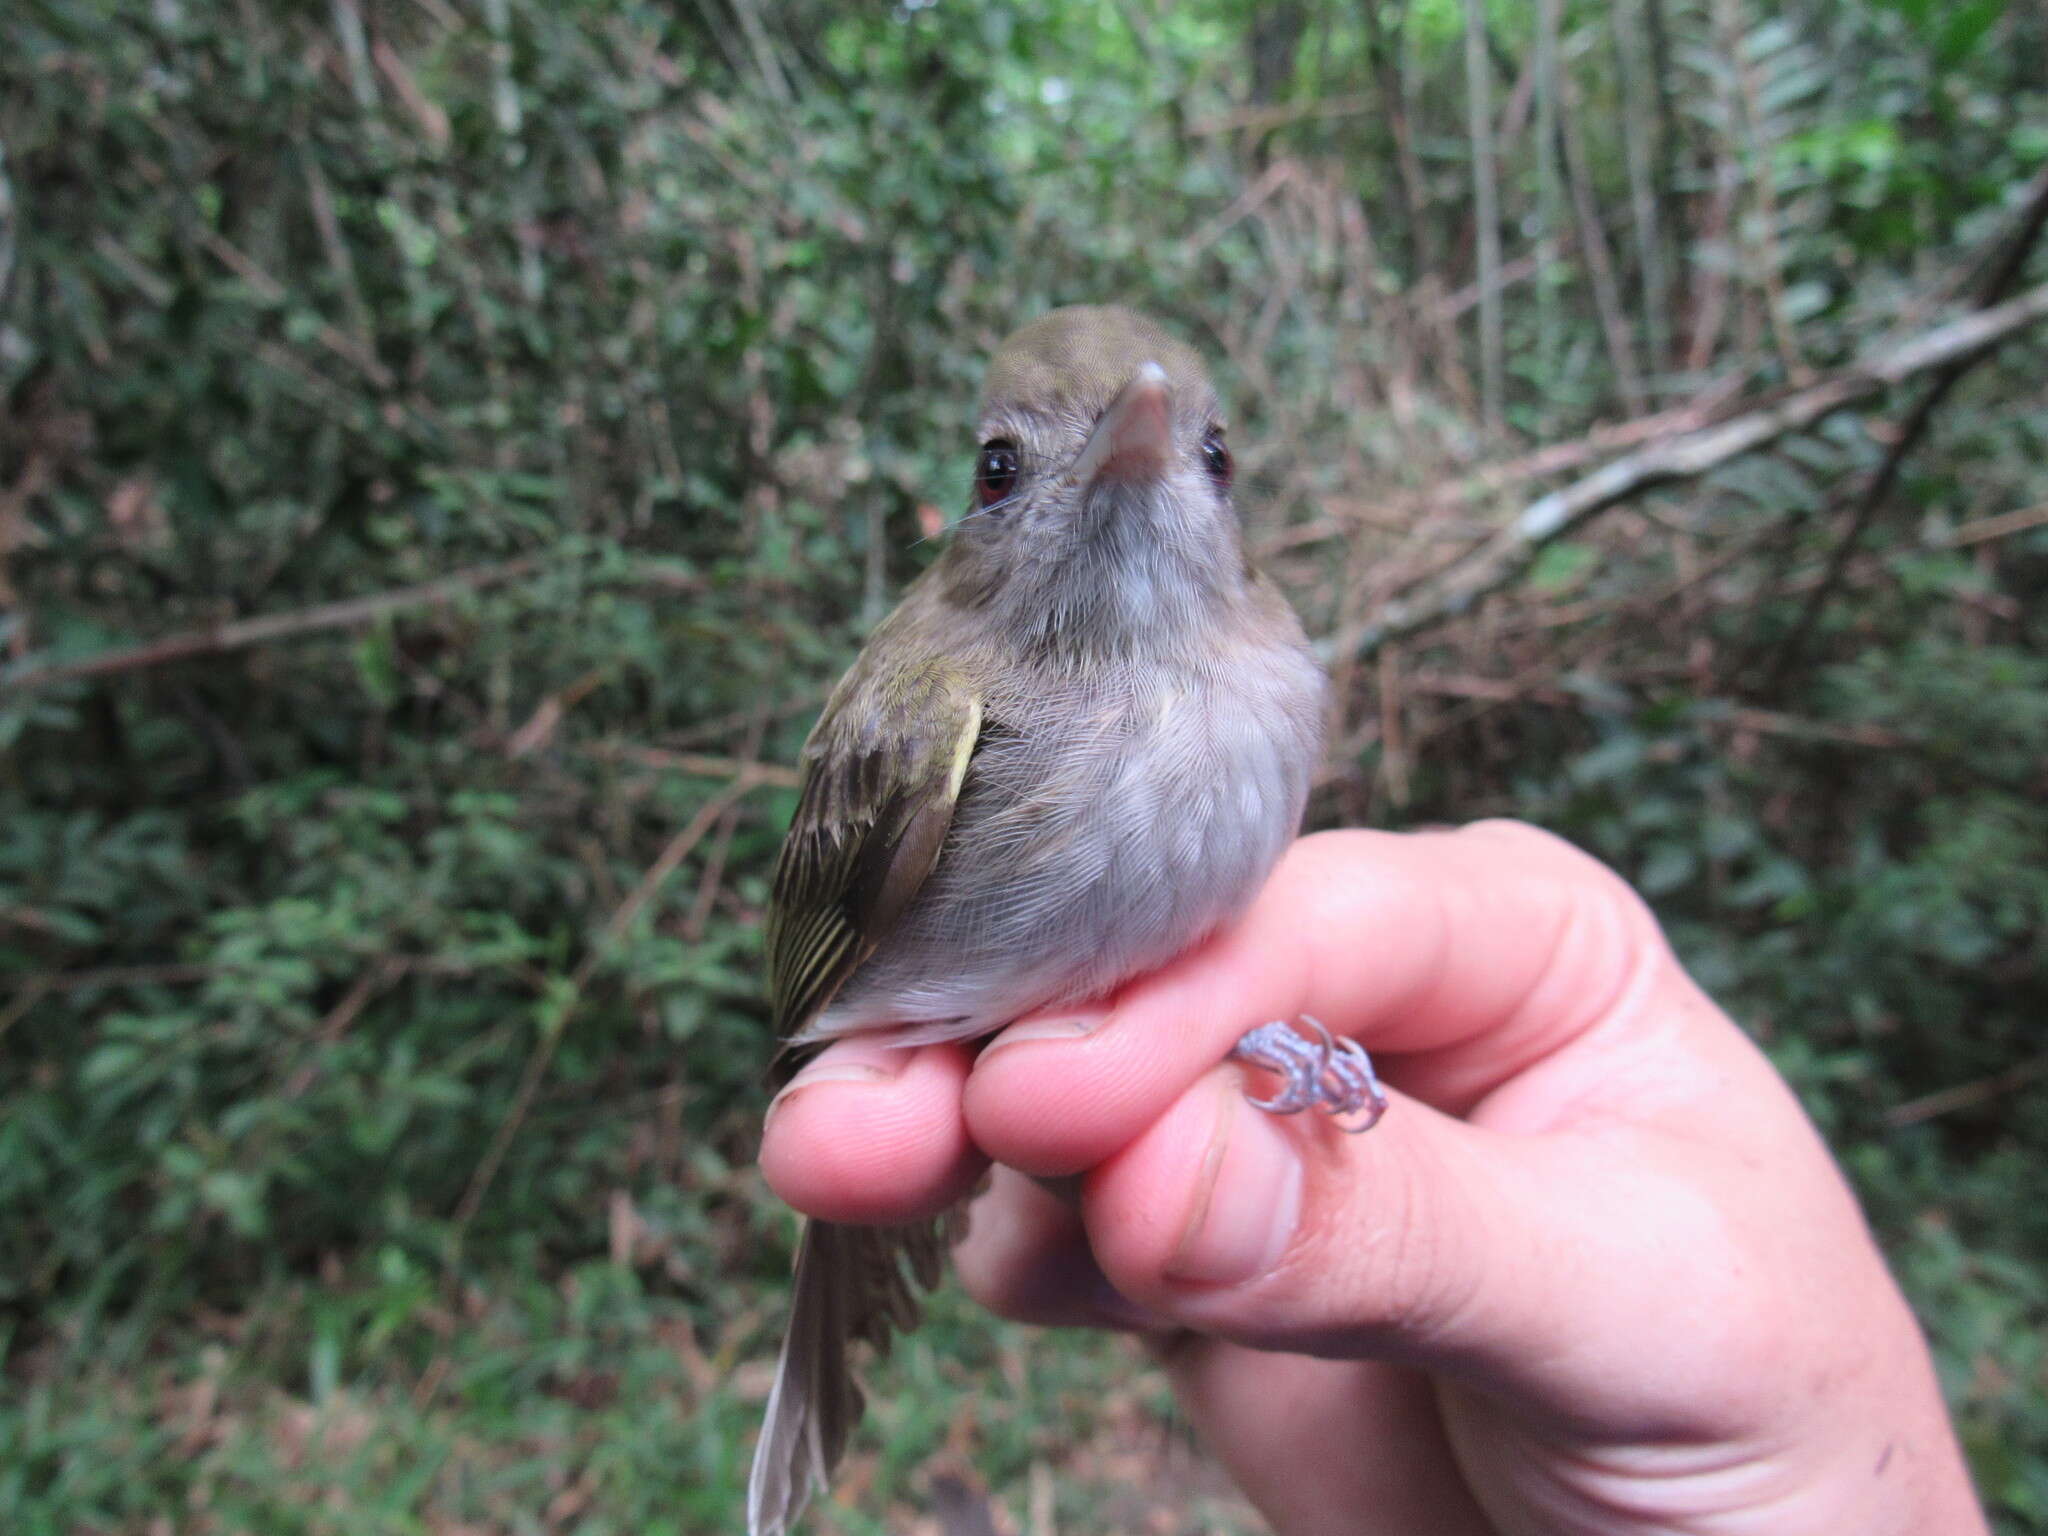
[
  {"x1": 974, "y1": 439, "x2": 1020, "y2": 508},
  {"x1": 1202, "y1": 428, "x2": 1233, "y2": 489}
]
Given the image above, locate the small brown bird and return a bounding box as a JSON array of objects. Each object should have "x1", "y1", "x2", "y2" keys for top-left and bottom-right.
[{"x1": 747, "y1": 306, "x2": 1384, "y2": 1535}]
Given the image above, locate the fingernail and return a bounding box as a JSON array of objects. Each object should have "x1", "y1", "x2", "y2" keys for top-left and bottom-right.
[
  {"x1": 982, "y1": 1006, "x2": 1112, "y2": 1057},
  {"x1": 1165, "y1": 1079, "x2": 1304, "y2": 1286},
  {"x1": 764, "y1": 1040, "x2": 909, "y2": 1128}
]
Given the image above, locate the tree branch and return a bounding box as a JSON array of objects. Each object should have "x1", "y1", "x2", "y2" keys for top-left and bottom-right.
[
  {"x1": 1322, "y1": 279, "x2": 2048, "y2": 665},
  {"x1": 1463, "y1": 0, "x2": 1505, "y2": 435},
  {"x1": 1763, "y1": 164, "x2": 2048, "y2": 687},
  {"x1": 2, "y1": 559, "x2": 541, "y2": 694}
]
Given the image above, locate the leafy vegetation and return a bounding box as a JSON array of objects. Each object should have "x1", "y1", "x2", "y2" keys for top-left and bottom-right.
[{"x1": 3, "y1": 0, "x2": 2045, "y2": 1529}]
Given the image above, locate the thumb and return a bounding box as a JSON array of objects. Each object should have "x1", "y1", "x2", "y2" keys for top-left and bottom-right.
[{"x1": 1077, "y1": 1064, "x2": 1736, "y2": 1423}]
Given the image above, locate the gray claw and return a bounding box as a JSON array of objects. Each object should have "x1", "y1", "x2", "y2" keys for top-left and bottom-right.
[{"x1": 1229, "y1": 1016, "x2": 1388, "y2": 1132}]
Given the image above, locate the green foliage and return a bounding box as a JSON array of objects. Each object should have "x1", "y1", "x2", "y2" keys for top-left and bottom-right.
[{"x1": 3, "y1": 0, "x2": 2047, "y2": 1530}]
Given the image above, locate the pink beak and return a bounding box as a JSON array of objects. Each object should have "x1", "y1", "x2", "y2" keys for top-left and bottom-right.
[{"x1": 1071, "y1": 362, "x2": 1172, "y2": 488}]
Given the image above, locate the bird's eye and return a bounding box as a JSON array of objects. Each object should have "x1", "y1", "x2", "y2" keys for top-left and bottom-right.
[
  {"x1": 974, "y1": 439, "x2": 1020, "y2": 508},
  {"x1": 1202, "y1": 427, "x2": 1233, "y2": 489}
]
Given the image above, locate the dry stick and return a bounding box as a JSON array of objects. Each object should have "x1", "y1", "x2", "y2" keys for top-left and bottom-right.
[
  {"x1": 1532, "y1": 0, "x2": 1564, "y2": 379},
  {"x1": 1764, "y1": 166, "x2": 2048, "y2": 689},
  {"x1": 1360, "y1": 0, "x2": 1432, "y2": 280},
  {"x1": 11, "y1": 962, "x2": 217, "y2": 994},
  {"x1": 1185, "y1": 94, "x2": 1374, "y2": 137},
  {"x1": 1885, "y1": 1050, "x2": 2048, "y2": 1130},
  {"x1": 1431, "y1": 247, "x2": 1550, "y2": 325},
  {"x1": 448, "y1": 770, "x2": 772, "y2": 1246},
  {"x1": 1714, "y1": 0, "x2": 1808, "y2": 383},
  {"x1": 196, "y1": 228, "x2": 394, "y2": 389},
  {"x1": 1614, "y1": 0, "x2": 1672, "y2": 374},
  {"x1": 2, "y1": 559, "x2": 539, "y2": 693},
  {"x1": 1946, "y1": 500, "x2": 2048, "y2": 548},
  {"x1": 683, "y1": 705, "x2": 770, "y2": 942},
  {"x1": 579, "y1": 741, "x2": 801, "y2": 789},
  {"x1": 1403, "y1": 672, "x2": 1908, "y2": 750},
  {"x1": 1262, "y1": 388, "x2": 1734, "y2": 558},
  {"x1": 303, "y1": 154, "x2": 375, "y2": 361},
  {"x1": 1463, "y1": 0, "x2": 1505, "y2": 436},
  {"x1": 1322, "y1": 279, "x2": 2048, "y2": 666},
  {"x1": 1559, "y1": 64, "x2": 1649, "y2": 414},
  {"x1": 0, "y1": 978, "x2": 52, "y2": 1040},
  {"x1": 1183, "y1": 160, "x2": 1294, "y2": 258}
]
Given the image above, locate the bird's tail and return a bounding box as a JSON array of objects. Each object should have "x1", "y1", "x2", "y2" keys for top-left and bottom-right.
[{"x1": 746, "y1": 1214, "x2": 951, "y2": 1536}]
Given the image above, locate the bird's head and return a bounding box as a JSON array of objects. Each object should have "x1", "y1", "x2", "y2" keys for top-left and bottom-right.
[{"x1": 938, "y1": 306, "x2": 1253, "y2": 656}]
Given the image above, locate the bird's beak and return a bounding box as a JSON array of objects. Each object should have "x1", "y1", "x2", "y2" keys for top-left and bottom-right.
[{"x1": 1071, "y1": 361, "x2": 1172, "y2": 489}]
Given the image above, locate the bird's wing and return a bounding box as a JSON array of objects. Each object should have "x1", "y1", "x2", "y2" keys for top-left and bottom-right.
[{"x1": 764, "y1": 655, "x2": 982, "y2": 1042}]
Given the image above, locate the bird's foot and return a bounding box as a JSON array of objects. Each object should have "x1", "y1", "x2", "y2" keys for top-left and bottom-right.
[{"x1": 1229, "y1": 1017, "x2": 1387, "y2": 1133}]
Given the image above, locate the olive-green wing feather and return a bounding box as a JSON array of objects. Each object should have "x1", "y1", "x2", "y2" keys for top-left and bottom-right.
[{"x1": 765, "y1": 658, "x2": 982, "y2": 1043}]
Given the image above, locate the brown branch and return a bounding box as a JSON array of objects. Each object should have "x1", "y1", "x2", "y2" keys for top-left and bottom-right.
[
  {"x1": 1945, "y1": 500, "x2": 2048, "y2": 548},
  {"x1": 1261, "y1": 387, "x2": 1739, "y2": 558},
  {"x1": 1360, "y1": 0, "x2": 1432, "y2": 280},
  {"x1": 684, "y1": 706, "x2": 770, "y2": 941},
  {"x1": 1764, "y1": 165, "x2": 2048, "y2": 688},
  {"x1": 1323, "y1": 279, "x2": 2048, "y2": 665},
  {"x1": 1185, "y1": 93, "x2": 1375, "y2": 137},
  {"x1": 447, "y1": 767, "x2": 777, "y2": 1245},
  {"x1": 2, "y1": 559, "x2": 540, "y2": 694},
  {"x1": 12, "y1": 962, "x2": 218, "y2": 993},
  {"x1": 1559, "y1": 66, "x2": 1648, "y2": 413},
  {"x1": 1885, "y1": 1050, "x2": 2048, "y2": 1130},
  {"x1": 1715, "y1": 0, "x2": 1809, "y2": 384},
  {"x1": 1402, "y1": 674, "x2": 1905, "y2": 749},
  {"x1": 197, "y1": 228, "x2": 395, "y2": 388},
  {"x1": 578, "y1": 741, "x2": 801, "y2": 789},
  {"x1": 1463, "y1": 0, "x2": 1505, "y2": 435}
]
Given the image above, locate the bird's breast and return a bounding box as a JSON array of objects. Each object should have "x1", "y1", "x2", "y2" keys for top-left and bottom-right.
[{"x1": 804, "y1": 640, "x2": 1324, "y2": 1045}]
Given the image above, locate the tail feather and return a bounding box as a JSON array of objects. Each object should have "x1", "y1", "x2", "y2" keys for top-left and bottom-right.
[{"x1": 747, "y1": 1216, "x2": 951, "y2": 1536}]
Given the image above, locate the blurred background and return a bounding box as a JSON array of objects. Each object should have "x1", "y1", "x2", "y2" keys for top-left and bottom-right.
[{"x1": 4, "y1": 0, "x2": 2046, "y2": 1530}]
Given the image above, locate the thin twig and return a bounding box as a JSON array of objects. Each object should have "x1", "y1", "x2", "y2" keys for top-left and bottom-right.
[
  {"x1": 1765, "y1": 167, "x2": 2048, "y2": 687},
  {"x1": 1559, "y1": 62, "x2": 1648, "y2": 413},
  {"x1": 0, "y1": 978, "x2": 52, "y2": 1040},
  {"x1": 447, "y1": 770, "x2": 775, "y2": 1246},
  {"x1": 1885, "y1": 1051, "x2": 2048, "y2": 1130},
  {"x1": 196, "y1": 228, "x2": 394, "y2": 388},
  {"x1": 1715, "y1": 0, "x2": 1808, "y2": 383},
  {"x1": 1464, "y1": 0, "x2": 1505, "y2": 435},
  {"x1": 1262, "y1": 387, "x2": 1738, "y2": 558},
  {"x1": 282, "y1": 959, "x2": 406, "y2": 1100},
  {"x1": 1614, "y1": 0, "x2": 1672, "y2": 373},
  {"x1": 1945, "y1": 500, "x2": 2048, "y2": 547},
  {"x1": 2, "y1": 560, "x2": 540, "y2": 693},
  {"x1": 1185, "y1": 94, "x2": 1374, "y2": 137},
  {"x1": 684, "y1": 706, "x2": 770, "y2": 941},
  {"x1": 7, "y1": 962, "x2": 217, "y2": 994},
  {"x1": 579, "y1": 741, "x2": 801, "y2": 789}
]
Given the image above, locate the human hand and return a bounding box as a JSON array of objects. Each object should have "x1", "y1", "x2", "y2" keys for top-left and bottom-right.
[{"x1": 759, "y1": 824, "x2": 1987, "y2": 1535}]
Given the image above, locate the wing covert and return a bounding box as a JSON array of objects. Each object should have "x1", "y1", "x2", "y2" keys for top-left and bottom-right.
[{"x1": 764, "y1": 660, "x2": 981, "y2": 1042}]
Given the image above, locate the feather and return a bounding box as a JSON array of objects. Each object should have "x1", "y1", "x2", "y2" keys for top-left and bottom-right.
[{"x1": 747, "y1": 1216, "x2": 952, "y2": 1536}]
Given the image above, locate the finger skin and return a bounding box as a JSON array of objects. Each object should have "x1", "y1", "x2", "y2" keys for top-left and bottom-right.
[
  {"x1": 1159, "y1": 1345, "x2": 1497, "y2": 1536},
  {"x1": 956, "y1": 1169, "x2": 1497, "y2": 1535},
  {"x1": 758, "y1": 1037, "x2": 984, "y2": 1224},
  {"x1": 952, "y1": 1167, "x2": 1164, "y2": 1331},
  {"x1": 757, "y1": 824, "x2": 1988, "y2": 1534},
  {"x1": 759, "y1": 823, "x2": 1647, "y2": 1215},
  {"x1": 963, "y1": 823, "x2": 1672, "y2": 1179}
]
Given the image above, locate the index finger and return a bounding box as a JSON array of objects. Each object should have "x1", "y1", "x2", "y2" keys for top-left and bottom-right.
[{"x1": 962, "y1": 822, "x2": 1681, "y2": 1179}]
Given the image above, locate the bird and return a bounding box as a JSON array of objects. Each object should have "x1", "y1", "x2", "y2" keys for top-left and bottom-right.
[{"x1": 747, "y1": 305, "x2": 1383, "y2": 1535}]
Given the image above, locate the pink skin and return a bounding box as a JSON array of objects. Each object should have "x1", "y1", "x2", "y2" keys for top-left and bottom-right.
[{"x1": 759, "y1": 823, "x2": 1988, "y2": 1536}]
